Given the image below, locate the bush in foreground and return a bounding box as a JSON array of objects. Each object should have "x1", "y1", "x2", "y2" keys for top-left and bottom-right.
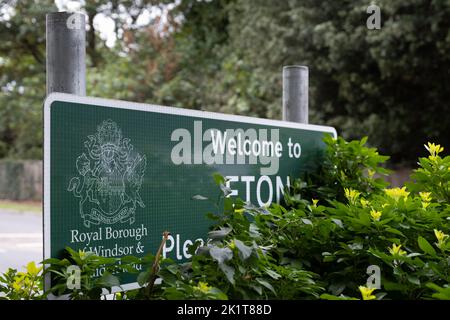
[{"x1": 1, "y1": 137, "x2": 449, "y2": 300}]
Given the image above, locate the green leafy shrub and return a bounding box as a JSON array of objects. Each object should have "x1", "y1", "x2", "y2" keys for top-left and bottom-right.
[
  {"x1": 155, "y1": 186, "x2": 322, "y2": 300},
  {"x1": 0, "y1": 262, "x2": 43, "y2": 300},
  {"x1": 43, "y1": 247, "x2": 133, "y2": 299},
  {"x1": 1, "y1": 137, "x2": 449, "y2": 300}
]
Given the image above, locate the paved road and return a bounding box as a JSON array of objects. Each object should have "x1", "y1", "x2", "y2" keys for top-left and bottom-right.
[{"x1": 0, "y1": 210, "x2": 42, "y2": 274}]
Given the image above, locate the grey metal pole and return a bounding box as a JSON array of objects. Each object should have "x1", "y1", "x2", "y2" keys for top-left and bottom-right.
[
  {"x1": 46, "y1": 12, "x2": 86, "y2": 95},
  {"x1": 282, "y1": 65, "x2": 309, "y2": 124}
]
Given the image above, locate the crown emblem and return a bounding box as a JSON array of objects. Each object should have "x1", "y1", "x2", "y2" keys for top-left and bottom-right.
[{"x1": 97, "y1": 119, "x2": 122, "y2": 147}]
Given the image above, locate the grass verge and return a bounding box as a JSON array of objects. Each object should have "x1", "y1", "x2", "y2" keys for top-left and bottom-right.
[{"x1": 0, "y1": 200, "x2": 42, "y2": 213}]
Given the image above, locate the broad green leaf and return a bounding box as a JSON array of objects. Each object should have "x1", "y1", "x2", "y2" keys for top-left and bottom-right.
[
  {"x1": 220, "y1": 183, "x2": 232, "y2": 197},
  {"x1": 418, "y1": 236, "x2": 437, "y2": 257},
  {"x1": 210, "y1": 246, "x2": 233, "y2": 264},
  {"x1": 265, "y1": 269, "x2": 281, "y2": 280},
  {"x1": 218, "y1": 263, "x2": 235, "y2": 285},
  {"x1": 249, "y1": 224, "x2": 261, "y2": 239},
  {"x1": 320, "y1": 293, "x2": 358, "y2": 300},
  {"x1": 213, "y1": 173, "x2": 226, "y2": 185},
  {"x1": 234, "y1": 239, "x2": 252, "y2": 261},
  {"x1": 407, "y1": 275, "x2": 421, "y2": 286},
  {"x1": 427, "y1": 283, "x2": 450, "y2": 300},
  {"x1": 97, "y1": 272, "x2": 120, "y2": 288},
  {"x1": 41, "y1": 258, "x2": 63, "y2": 265},
  {"x1": 208, "y1": 227, "x2": 232, "y2": 240},
  {"x1": 385, "y1": 227, "x2": 405, "y2": 237},
  {"x1": 329, "y1": 283, "x2": 346, "y2": 296},
  {"x1": 358, "y1": 212, "x2": 371, "y2": 227},
  {"x1": 137, "y1": 271, "x2": 150, "y2": 286},
  {"x1": 332, "y1": 218, "x2": 344, "y2": 228},
  {"x1": 187, "y1": 240, "x2": 202, "y2": 255},
  {"x1": 383, "y1": 280, "x2": 407, "y2": 292},
  {"x1": 208, "y1": 287, "x2": 228, "y2": 300},
  {"x1": 250, "y1": 284, "x2": 263, "y2": 295},
  {"x1": 256, "y1": 278, "x2": 275, "y2": 295}
]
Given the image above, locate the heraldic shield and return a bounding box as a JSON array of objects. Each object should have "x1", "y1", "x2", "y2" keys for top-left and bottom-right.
[{"x1": 68, "y1": 120, "x2": 147, "y2": 228}]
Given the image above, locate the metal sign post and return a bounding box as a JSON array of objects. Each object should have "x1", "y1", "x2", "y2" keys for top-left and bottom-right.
[
  {"x1": 45, "y1": 11, "x2": 86, "y2": 297},
  {"x1": 46, "y1": 12, "x2": 86, "y2": 96},
  {"x1": 282, "y1": 65, "x2": 309, "y2": 124}
]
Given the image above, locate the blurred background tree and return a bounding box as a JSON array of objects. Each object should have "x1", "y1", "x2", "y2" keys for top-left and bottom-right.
[{"x1": 0, "y1": 0, "x2": 449, "y2": 165}]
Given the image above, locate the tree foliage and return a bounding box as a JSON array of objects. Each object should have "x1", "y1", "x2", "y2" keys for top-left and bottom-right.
[
  {"x1": 160, "y1": 0, "x2": 450, "y2": 164},
  {"x1": 1, "y1": 0, "x2": 449, "y2": 164}
]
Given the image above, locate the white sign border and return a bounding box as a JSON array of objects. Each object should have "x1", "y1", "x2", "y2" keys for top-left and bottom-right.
[{"x1": 43, "y1": 92, "x2": 337, "y2": 294}]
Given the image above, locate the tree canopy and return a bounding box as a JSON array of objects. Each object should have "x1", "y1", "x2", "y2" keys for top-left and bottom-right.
[{"x1": 0, "y1": 0, "x2": 449, "y2": 164}]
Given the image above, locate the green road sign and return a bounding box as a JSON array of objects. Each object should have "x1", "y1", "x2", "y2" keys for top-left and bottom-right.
[{"x1": 44, "y1": 93, "x2": 336, "y2": 290}]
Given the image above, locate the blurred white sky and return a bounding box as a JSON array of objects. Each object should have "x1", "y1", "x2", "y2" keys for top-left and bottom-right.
[{"x1": 55, "y1": 0, "x2": 179, "y2": 47}]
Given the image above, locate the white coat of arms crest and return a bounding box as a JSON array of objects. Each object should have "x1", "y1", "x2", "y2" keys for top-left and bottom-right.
[{"x1": 68, "y1": 119, "x2": 146, "y2": 228}]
